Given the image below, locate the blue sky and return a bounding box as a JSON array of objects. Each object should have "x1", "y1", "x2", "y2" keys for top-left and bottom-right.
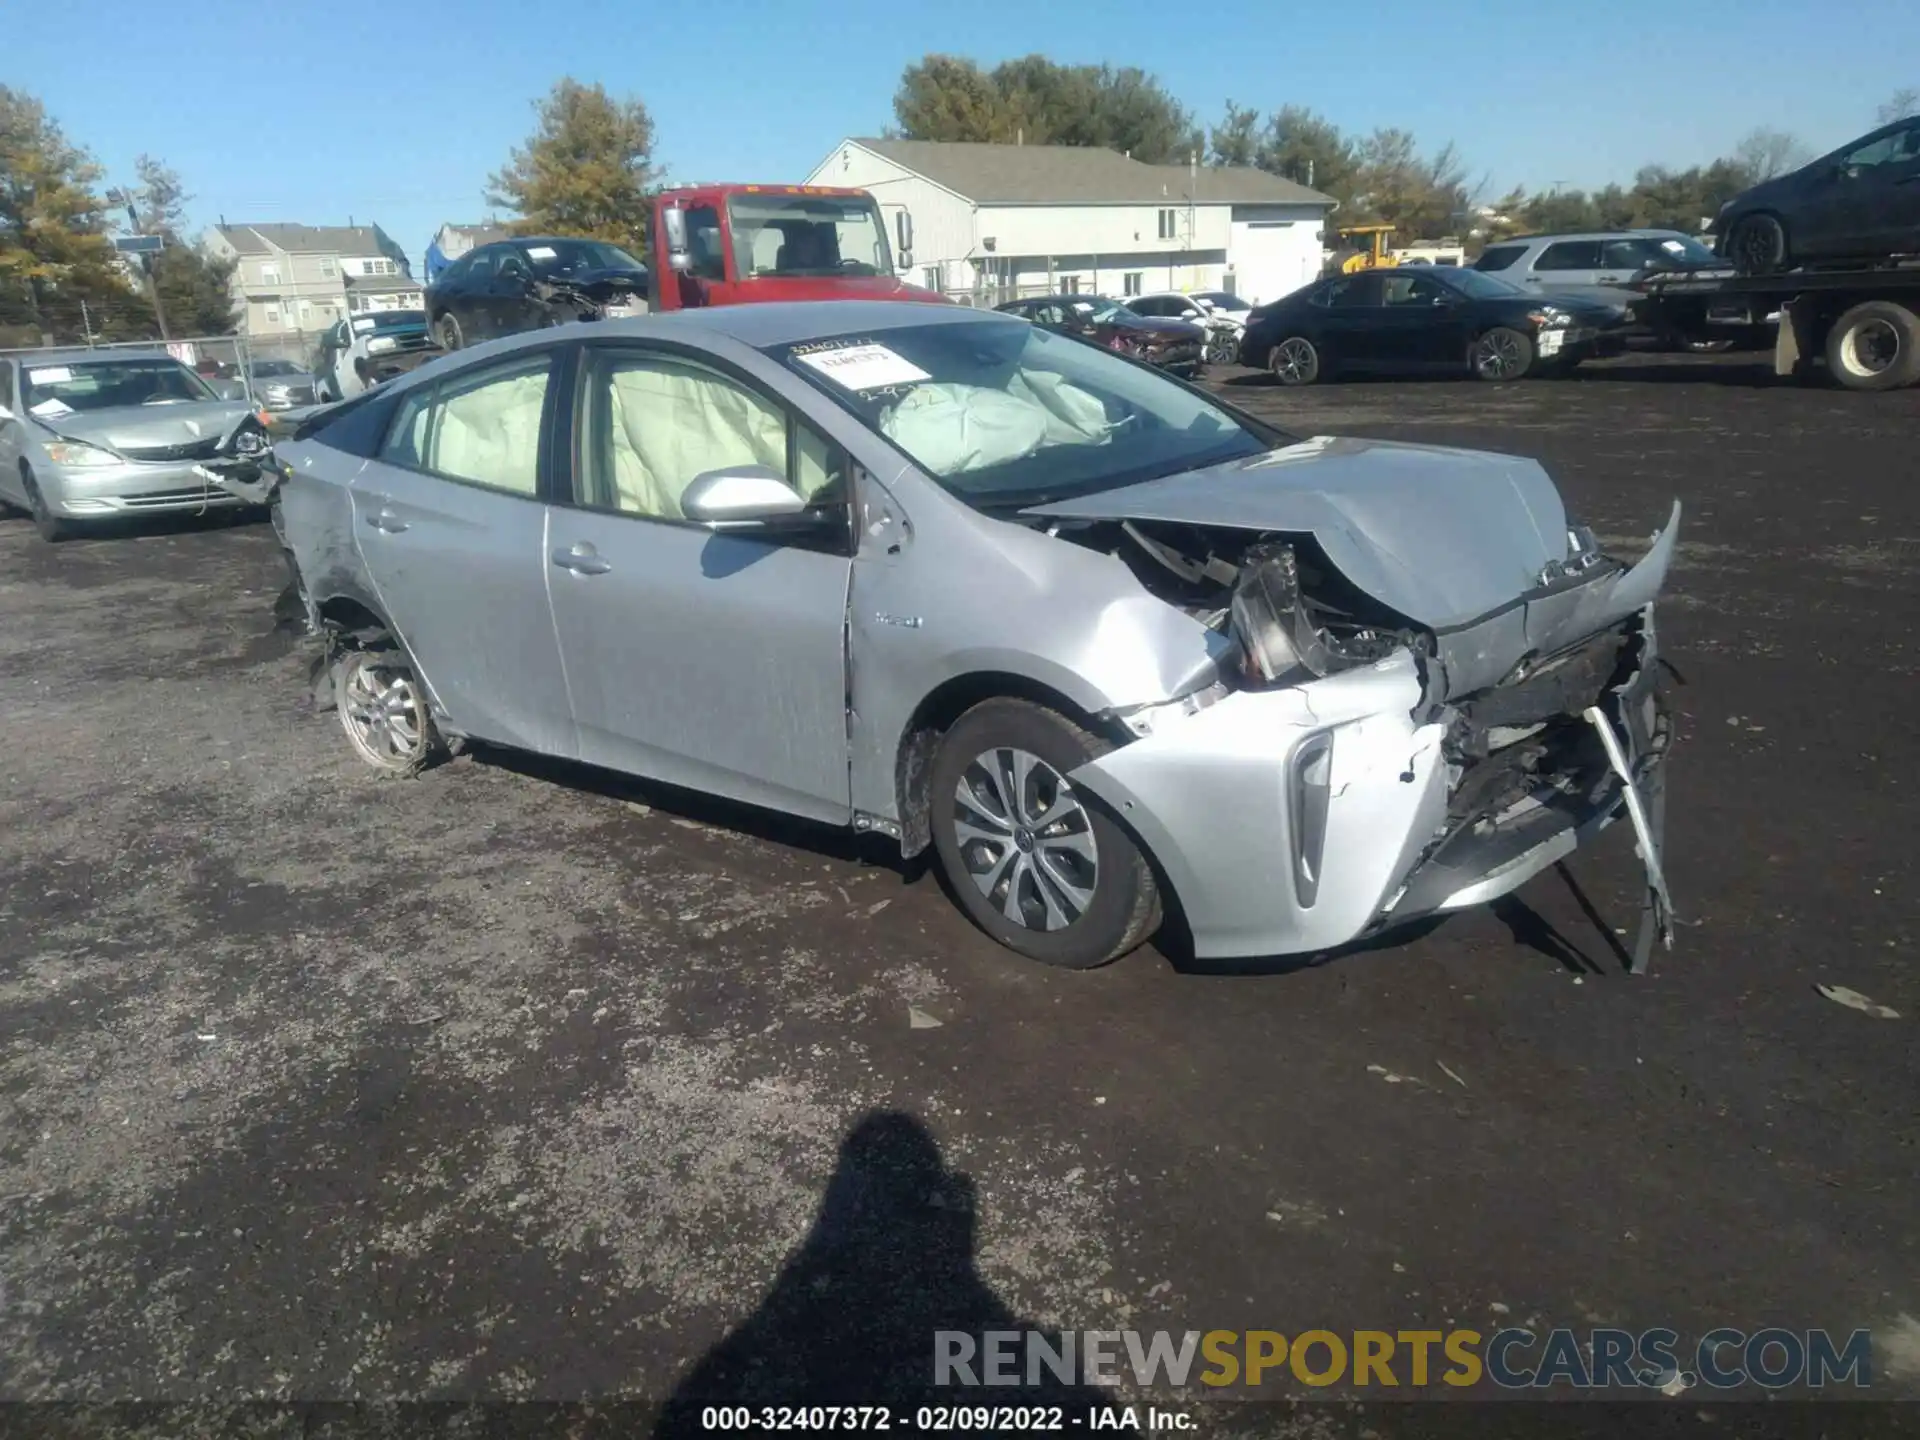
[{"x1": 7, "y1": 0, "x2": 1915, "y2": 272}]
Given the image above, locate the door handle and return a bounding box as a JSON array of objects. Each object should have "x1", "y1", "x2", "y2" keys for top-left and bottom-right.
[
  {"x1": 551, "y1": 543, "x2": 611, "y2": 576},
  {"x1": 365, "y1": 507, "x2": 408, "y2": 533}
]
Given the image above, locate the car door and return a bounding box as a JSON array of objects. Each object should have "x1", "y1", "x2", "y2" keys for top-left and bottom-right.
[
  {"x1": 1376, "y1": 271, "x2": 1468, "y2": 366},
  {"x1": 1312, "y1": 272, "x2": 1386, "y2": 366},
  {"x1": 350, "y1": 349, "x2": 577, "y2": 756},
  {"x1": 1525, "y1": 240, "x2": 1607, "y2": 304},
  {"x1": 1830, "y1": 120, "x2": 1920, "y2": 253},
  {"x1": 486, "y1": 248, "x2": 541, "y2": 337},
  {"x1": 1594, "y1": 239, "x2": 1658, "y2": 305},
  {"x1": 543, "y1": 342, "x2": 855, "y2": 825},
  {"x1": 456, "y1": 250, "x2": 497, "y2": 338}
]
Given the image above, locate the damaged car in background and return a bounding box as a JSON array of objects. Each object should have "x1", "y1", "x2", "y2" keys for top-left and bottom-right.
[{"x1": 253, "y1": 301, "x2": 1679, "y2": 972}]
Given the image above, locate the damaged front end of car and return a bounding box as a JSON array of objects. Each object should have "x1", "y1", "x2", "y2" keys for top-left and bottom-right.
[{"x1": 1021, "y1": 436, "x2": 1681, "y2": 967}]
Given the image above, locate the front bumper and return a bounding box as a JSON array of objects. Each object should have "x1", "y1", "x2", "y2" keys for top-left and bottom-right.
[
  {"x1": 1069, "y1": 612, "x2": 1671, "y2": 963},
  {"x1": 38, "y1": 459, "x2": 253, "y2": 518}
]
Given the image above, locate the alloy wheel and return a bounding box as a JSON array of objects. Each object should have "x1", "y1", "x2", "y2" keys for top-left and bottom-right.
[
  {"x1": 1474, "y1": 330, "x2": 1525, "y2": 379},
  {"x1": 952, "y1": 747, "x2": 1100, "y2": 933},
  {"x1": 340, "y1": 653, "x2": 430, "y2": 769},
  {"x1": 1272, "y1": 337, "x2": 1318, "y2": 384}
]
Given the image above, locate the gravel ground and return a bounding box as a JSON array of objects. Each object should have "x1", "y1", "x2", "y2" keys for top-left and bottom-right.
[{"x1": 2, "y1": 350, "x2": 1916, "y2": 1431}]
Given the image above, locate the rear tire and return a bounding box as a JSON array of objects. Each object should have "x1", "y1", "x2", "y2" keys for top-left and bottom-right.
[
  {"x1": 436, "y1": 312, "x2": 464, "y2": 351},
  {"x1": 1824, "y1": 301, "x2": 1920, "y2": 392},
  {"x1": 336, "y1": 645, "x2": 443, "y2": 776},
  {"x1": 1268, "y1": 335, "x2": 1322, "y2": 386},
  {"x1": 928, "y1": 699, "x2": 1159, "y2": 969},
  {"x1": 1727, "y1": 213, "x2": 1788, "y2": 276}
]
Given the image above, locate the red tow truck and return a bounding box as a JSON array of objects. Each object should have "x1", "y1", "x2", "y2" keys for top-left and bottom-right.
[{"x1": 648, "y1": 183, "x2": 948, "y2": 310}]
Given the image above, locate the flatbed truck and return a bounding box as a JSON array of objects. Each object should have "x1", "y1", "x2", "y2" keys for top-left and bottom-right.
[{"x1": 1632, "y1": 261, "x2": 1920, "y2": 391}]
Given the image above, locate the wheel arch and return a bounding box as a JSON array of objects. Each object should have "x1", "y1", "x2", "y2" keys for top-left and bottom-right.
[{"x1": 890, "y1": 669, "x2": 1128, "y2": 858}]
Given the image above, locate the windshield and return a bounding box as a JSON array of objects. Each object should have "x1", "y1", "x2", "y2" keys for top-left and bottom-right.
[
  {"x1": 728, "y1": 195, "x2": 892, "y2": 279},
  {"x1": 21, "y1": 358, "x2": 214, "y2": 416},
  {"x1": 771, "y1": 320, "x2": 1276, "y2": 509},
  {"x1": 1438, "y1": 267, "x2": 1527, "y2": 299},
  {"x1": 351, "y1": 310, "x2": 427, "y2": 335},
  {"x1": 522, "y1": 239, "x2": 644, "y2": 277},
  {"x1": 1066, "y1": 297, "x2": 1131, "y2": 324},
  {"x1": 1649, "y1": 234, "x2": 1717, "y2": 265},
  {"x1": 1193, "y1": 291, "x2": 1250, "y2": 312}
]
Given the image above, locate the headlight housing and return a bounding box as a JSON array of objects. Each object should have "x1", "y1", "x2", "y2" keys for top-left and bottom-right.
[
  {"x1": 43, "y1": 440, "x2": 120, "y2": 467},
  {"x1": 1527, "y1": 307, "x2": 1574, "y2": 328},
  {"x1": 366, "y1": 336, "x2": 397, "y2": 354}
]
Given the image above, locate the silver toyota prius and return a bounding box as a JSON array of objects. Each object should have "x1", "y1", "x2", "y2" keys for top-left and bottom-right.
[
  {"x1": 269, "y1": 301, "x2": 1680, "y2": 971},
  {"x1": 0, "y1": 350, "x2": 258, "y2": 540}
]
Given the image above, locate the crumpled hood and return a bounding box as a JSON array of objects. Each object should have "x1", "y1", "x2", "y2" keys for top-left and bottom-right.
[
  {"x1": 1026, "y1": 434, "x2": 1680, "y2": 696},
  {"x1": 1028, "y1": 435, "x2": 1577, "y2": 628},
  {"x1": 37, "y1": 401, "x2": 256, "y2": 453}
]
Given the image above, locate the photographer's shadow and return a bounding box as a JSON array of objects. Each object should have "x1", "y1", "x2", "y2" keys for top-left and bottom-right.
[{"x1": 654, "y1": 1112, "x2": 1127, "y2": 1434}]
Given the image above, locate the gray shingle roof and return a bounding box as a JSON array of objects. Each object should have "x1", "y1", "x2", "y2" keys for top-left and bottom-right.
[
  {"x1": 217, "y1": 223, "x2": 393, "y2": 257},
  {"x1": 849, "y1": 138, "x2": 1334, "y2": 207}
]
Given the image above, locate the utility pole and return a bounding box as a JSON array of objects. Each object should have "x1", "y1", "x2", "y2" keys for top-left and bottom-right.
[{"x1": 125, "y1": 199, "x2": 171, "y2": 342}]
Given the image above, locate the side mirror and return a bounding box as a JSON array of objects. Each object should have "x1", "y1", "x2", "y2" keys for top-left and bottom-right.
[
  {"x1": 663, "y1": 206, "x2": 691, "y2": 273},
  {"x1": 895, "y1": 210, "x2": 914, "y2": 269},
  {"x1": 681, "y1": 465, "x2": 812, "y2": 527}
]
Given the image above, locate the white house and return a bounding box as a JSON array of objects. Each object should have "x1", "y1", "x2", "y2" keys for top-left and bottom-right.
[{"x1": 805, "y1": 138, "x2": 1337, "y2": 307}]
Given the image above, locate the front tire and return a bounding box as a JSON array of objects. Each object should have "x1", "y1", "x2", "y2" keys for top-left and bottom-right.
[
  {"x1": 929, "y1": 699, "x2": 1159, "y2": 969},
  {"x1": 1268, "y1": 335, "x2": 1322, "y2": 386},
  {"x1": 436, "y1": 312, "x2": 464, "y2": 351},
  {"x1": 1824, "y1": 300, "x2": 1920, "y2": 392},
  {"x1": 1471, "y1": 326, "x2": 1534, "y2": 381},
  {"x1": 21, "y1": 468, "x2": 74, "y2": 542},
  {"x1": 1727, "y1": 214, "x2": 1788, "y2": 276},
  {"x1": 336, "y1": 646, "x2": 442, "y2": 776}
]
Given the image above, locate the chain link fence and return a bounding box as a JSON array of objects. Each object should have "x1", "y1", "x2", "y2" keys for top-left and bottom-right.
[{"x1": 0, "y1": 331, "x2": 333, "y2": 407}]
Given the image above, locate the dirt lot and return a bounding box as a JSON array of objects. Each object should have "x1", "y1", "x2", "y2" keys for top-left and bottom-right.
[{"x1": 2, "y1": 352, "x2": 1917, "y2": 1425}]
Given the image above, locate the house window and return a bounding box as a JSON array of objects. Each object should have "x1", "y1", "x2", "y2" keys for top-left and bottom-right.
[
  {"x1": 260, "y1": 264, "x2": 280, "y2": 284},
  {"x1": 320, "y1": 258, "x2": 336, "y2": 278},
  {"x1": 1157, "y1": 209, "x2": 1177, "y2": 240},
  {"x1": 1123, "y1": 272, "x2": 1143, "y2": 296},
  {"x1": 1059, "y1": 275, "x2": 1080, "y2": 295},
  {"x1": 299, "y1": 300, "x2": 312, "y2": 320},
  {"x1": 264, "y1": 305, "x2": 281, "y2": 324}
]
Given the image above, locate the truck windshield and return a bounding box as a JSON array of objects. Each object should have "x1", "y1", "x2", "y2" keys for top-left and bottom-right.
[{"x1": 728, "y1": 195, "x2": 892, "y2": 279}]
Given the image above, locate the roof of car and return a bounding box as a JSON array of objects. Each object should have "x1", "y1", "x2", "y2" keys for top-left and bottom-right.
[
  {"x1": 12, "y1": 348, "x2": 180, "y2": 367},
  {"x1": 1491, "y1": 228, "x2": 1691, "y2": 245}
]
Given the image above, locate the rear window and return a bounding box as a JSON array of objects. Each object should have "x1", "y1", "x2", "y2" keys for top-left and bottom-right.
[{"x1": 1474, "y1": 245, "x2": 1525, "y2": 272}]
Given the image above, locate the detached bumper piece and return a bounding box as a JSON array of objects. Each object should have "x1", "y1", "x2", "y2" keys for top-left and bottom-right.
[{"x1": 1378, "y1": 611, "x2": 1676, "y2": 969}]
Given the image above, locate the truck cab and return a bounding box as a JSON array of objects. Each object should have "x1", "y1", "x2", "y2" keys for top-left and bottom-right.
[{"x1": 649, "y1": 184, "x2": 948, "y2": 310}]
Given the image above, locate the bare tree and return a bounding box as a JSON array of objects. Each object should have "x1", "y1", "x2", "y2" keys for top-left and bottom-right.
[
  {"x1": 1877, "y1": 87, "x2": 1919, "y2": 124},
  {"x1": 1732, "y1": 128, "x2": 1809, "y2": 183}
]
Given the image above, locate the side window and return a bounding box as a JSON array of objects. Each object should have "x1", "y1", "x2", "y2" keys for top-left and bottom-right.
[
  {"x1": 580, "y1": 351, "x2": 843, "y2": 523},
  {"x1": 379, "y1": 358, "x2": 551, "y2": 496},
  {"x1": 685, "y1": 206, "x2": 726, "y2": 281},
  {"x1": 1602, "y1": 239, "x2": 1654, "y2": 270},
  {"x1": 1535, "y1": 241, "x2": 1603, "y2": 271},
  {"x1": 497, "y1": 250, "x2": 533, "y2": 287},
  {"x1": 465, "y1": 251, "x2": 497, "y2": 288},
  {"x1": 1475, "y1": 245, "x2": 1525, "y2": 272},
  {"x1": 1383, "y1": 274, "x2": 1445, "y2": 306},
  {"x1": 1840, "y1": 126, "x2": 1913, "y2": 169},
  {"x1": 1310, "y1": 278, "x2": 1351, "y2": 308}
]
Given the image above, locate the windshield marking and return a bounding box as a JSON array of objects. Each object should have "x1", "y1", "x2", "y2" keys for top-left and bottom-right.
[{"x1": 792, "y1": 342, "x2": 930, "y2": 391}]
